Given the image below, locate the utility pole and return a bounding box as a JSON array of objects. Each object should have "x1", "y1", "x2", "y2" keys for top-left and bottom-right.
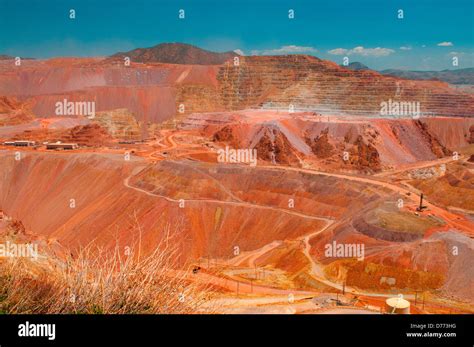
[{"x1": 417, "y1": 194, "x2": 426, "y2": 212}]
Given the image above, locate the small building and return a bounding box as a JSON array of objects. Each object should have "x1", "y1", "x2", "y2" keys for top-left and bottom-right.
[
  {"x1": 15, "y1": 140, "x2": 36, "y2": 147},
  {"x1": 46, "y1": 142, "x2": 78, "y2": 150},
  {"x1": 3, "y1": 140, "x2": 36, "y2": 147}
]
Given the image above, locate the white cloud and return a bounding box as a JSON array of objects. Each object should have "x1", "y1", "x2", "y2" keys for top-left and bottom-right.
[
  {"x1": 328, "y1": 46, "x2": 394, "y2": 57},
  {"x1": 448, "y1": 51, "x2": 474, "y2": 60},
  {"x1": 399, "y1": 46, "x2": 412, "y2": 51},
  {"x1": 437, "y1": 41, "x2": 453, "y2": 47},
  {"x1": 327, "y1": 48, "x2": 348, "y2": 55},
  {"x1": 233, "y1": 49, "x2": 245, "y2": 56},
  {"x1": 251, "y1": 45, "x2": 318, "y2": 56}
]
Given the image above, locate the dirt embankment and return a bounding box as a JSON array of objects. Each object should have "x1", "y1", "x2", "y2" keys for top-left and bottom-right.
[
  {"x1": 207, "y1": 115, "x2": 470, "y2": 172},
  {"x1": 11, "y1": 123, "x2": 114, "y2": 147},
  {"x1": 0, "y1": 96, "x2": 34, "y2": 126},
  {"x1": 0, "y1": 152, "x2": 333, "y2": 262},
  {"x1": 409, "y1": 161, "x2": 474, "y2": 211},
  {"x1": 309, "y1": 214, "x2": 473, "y2": 302},
  {"x1": 352, "y1": 217, "x2": 422, "y2": 242}
]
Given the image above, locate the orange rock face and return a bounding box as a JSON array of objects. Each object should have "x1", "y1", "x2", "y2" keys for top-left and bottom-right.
[
  {"x1": 1, "y1": 54, "x2": 473, "y2": 126},
  {"x1": 194, "y1": 110, "x2": 472, "y2": 172},
  {"x1": 349, "y1": 135, "x2": 382, "y2": 172},
  {"x1": 9, "y1": 123, "x2": 113, "y2": 147},
  {"x1": 306, "y1": 128, "x2": 335, "y2": 159},
  {"x1": 0, "y1": 96, "x2": 34, "y2": 126}
]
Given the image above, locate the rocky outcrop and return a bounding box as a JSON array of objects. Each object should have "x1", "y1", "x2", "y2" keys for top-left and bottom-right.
[
  {"x1": 415, "y1": 120, "x2": 452, "y2": 157},
  {"x1": 62, "y1": 124, "x2": 113, "y2": 147},
  {"x1": 350, "y1": 135, "x2": 381, "y2": 172},
  {"x1": 212, "y1": 124, "x2": 238, "y2": 146},
  {"x1": 201, "y1": 111, "x2": 470, "y2": 172},
  {"x1": 253, "y1": 127, "x2": 301, "y2": 165},
  {"x1": 306, "y1": 128, "x2": 334, "y2": 159},
  {"x1": 93, "y1": 109, "x2": 141, "y2": 141}
]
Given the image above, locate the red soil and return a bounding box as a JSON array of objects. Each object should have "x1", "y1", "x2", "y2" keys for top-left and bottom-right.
[
  {"x1": 1, "y1": 53, "x2": 472, "y2": 126},
  {"x1": 187, "y1": 110, "x2": 473, "y2": 171}
]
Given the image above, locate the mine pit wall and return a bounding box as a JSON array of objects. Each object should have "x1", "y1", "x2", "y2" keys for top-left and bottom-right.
[
  {"x1": 0, "y1": 64, "x2": 108, "y2": 96},
  {"x1": 301, "y1": 117, "x2": 472, "y2": 166},
  {"x1": 175, "y1": 84, "x2": 224, "y2": 115},
  {"x1": 0, "y1": 151, "x2": 323, "y2": 263},
  {"x1": 29, "y1": 86, "x2": 178, "y2": 124},
  {"x1": 215, "y1": 56, "x2": 474, "y2": 118},
  {"x1": 0, "y1": 61, "x2": 221, "y2": 124},
  {"x1": 0, "y1": 62, "x2": 219, "y2": 97},
  {"x1": 420, "y1": 117, "x2": 474, "y2": 150},
  {"x1": 2, "y1": 57, "x2": 474, "y2": 127}
]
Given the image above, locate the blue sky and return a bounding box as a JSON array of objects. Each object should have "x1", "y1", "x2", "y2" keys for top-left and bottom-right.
[{"x1": 0, "y1": 0, "x2": 473, "y2": 70}]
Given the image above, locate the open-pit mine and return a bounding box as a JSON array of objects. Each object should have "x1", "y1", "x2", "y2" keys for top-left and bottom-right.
[{"x1": 1, "y1": 43, "x2": 473, "y2": 315}]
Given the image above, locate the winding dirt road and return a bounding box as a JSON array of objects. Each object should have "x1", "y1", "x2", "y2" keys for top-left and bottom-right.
[
  {"x1": 123, "y1": 168, "x2": 333, "y2": 223},
  {"x1": 123, "y1": 132, "x2": 473, "y2": 303}
]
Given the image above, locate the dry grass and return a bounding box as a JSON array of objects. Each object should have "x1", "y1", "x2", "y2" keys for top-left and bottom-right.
[{"x1": 0, "y1": 224, "x2": 214, "y2": 314}]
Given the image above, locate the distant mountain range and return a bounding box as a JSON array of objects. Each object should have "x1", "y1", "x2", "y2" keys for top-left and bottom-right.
[
  {"x1": 0, "y1": 55, "x2": 34, "y2": 60},
  {"x1": 342, "y1": 62, "x2": 371, "y2": 71},
  {"x1": 110, "y1": 42, "x2": 238, "y2": 65},
  {"x1": 379, "y1": 68, "x2": 474, "y2": 85},
  {"x1": 342, "y1": 62, "x2": 474, "y2": 85}
]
